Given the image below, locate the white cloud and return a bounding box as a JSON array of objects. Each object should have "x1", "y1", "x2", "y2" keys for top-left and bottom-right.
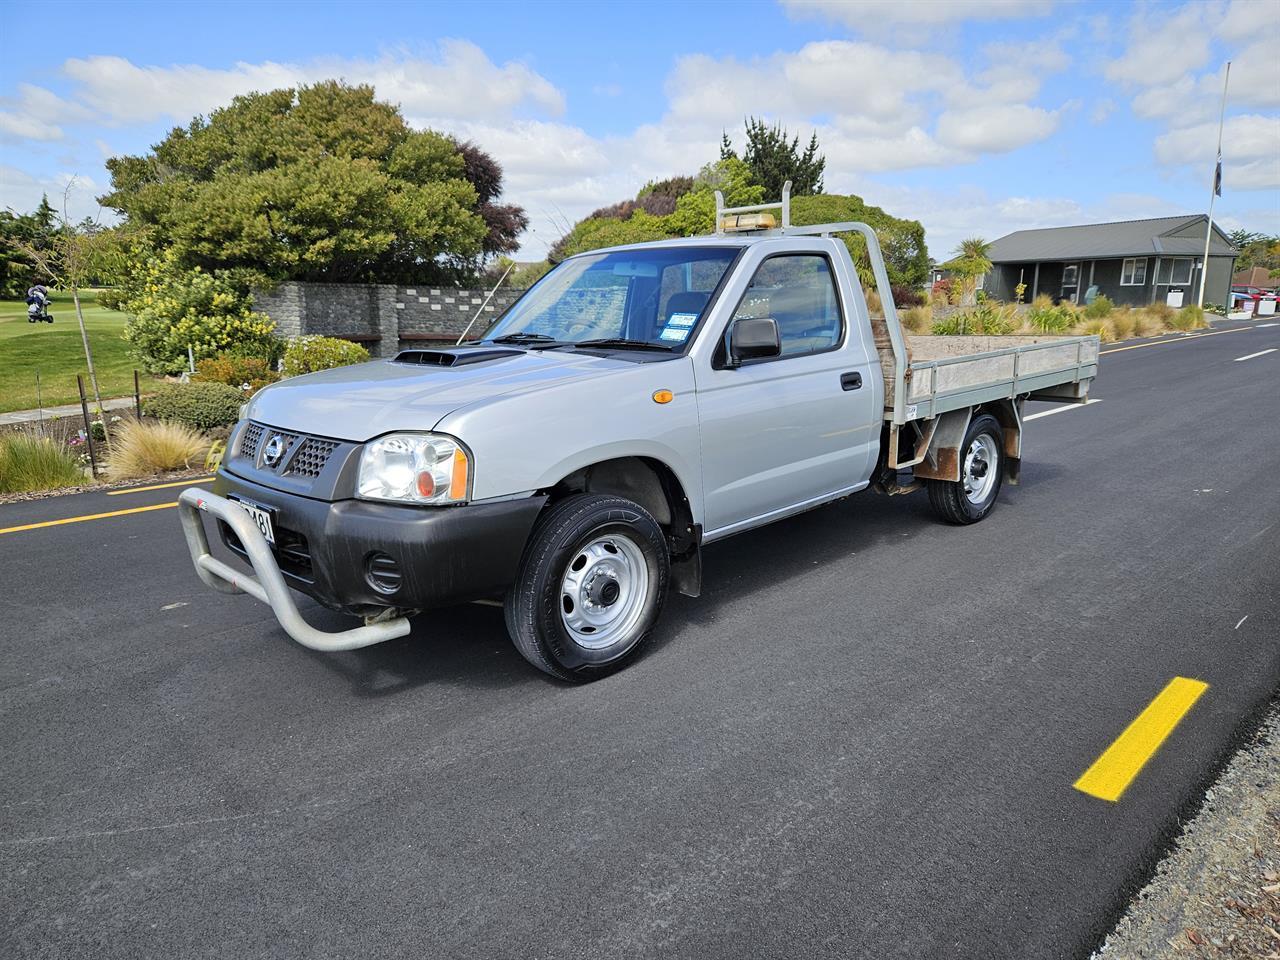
[
  {"x1": 0, "y1": 83, "x2": 95, "y2": 142},
  {"x1": 0, "y1": 34, "x2": 1077, "y2": 260},
  {"x1": 1090, "y1": 98, "x2": 1116, "y2": 124},
  {"x1": 44, "y1": 41, "x2": 564, "y2": 130},
  {"x1": 0, "y1": 168, "x2": 107, "y2": 224},
  {"x1": 782, "y1": 0, "x2": 1053, "y2": 28},
  {"x1": 935, "y1": 103, "x2": 1061, "y2": 152},
  {"x1": 1154, "y1": 114, "x2": 1280, "y2": 190},
  {"x1": 663, "y1": 38, "x2": 1065, "y2": 173},
  {"x1": 1105, "y1": 3, "x2": 1213, "y2": 87},
  {"x1": 1216, "y1": 0, "x2": 1280, "y2": 44}
]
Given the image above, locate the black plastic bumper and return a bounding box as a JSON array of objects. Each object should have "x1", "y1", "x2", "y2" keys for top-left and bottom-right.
[{"x1": 213, "y1": 469, "x2": 546, "y2": 615}]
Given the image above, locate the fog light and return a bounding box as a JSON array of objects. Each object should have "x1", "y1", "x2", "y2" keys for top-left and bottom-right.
[{"x1": 365, "y1": 553, "x2": 402, "y2": 595}]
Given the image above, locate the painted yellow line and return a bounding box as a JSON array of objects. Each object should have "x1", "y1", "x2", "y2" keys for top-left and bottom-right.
[
  {"x1": 0, "y1": 501, "x2": 178, "y2": 536},
  {"x1": 106, "y1": 477, "x2": 212, "y2": 496},
  {"x1": 1100, "y1": 326, "x2": 1251, "y2": 355},
  {"x1": 1074, "y1": 677, "x2": 1208, "y2": 802}
]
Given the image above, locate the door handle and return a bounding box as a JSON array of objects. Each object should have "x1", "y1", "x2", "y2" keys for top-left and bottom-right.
[{"x1": 840, "y1": 371, "x2": 862, "y2": 391}]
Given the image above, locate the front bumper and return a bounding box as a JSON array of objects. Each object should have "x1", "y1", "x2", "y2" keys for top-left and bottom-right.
[{"x1": 178, "y1": 471, "x2": 546, "y2": 650}]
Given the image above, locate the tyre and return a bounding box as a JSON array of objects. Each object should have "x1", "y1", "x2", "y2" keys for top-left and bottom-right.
[
  {"x1": 504, "y1": 494, "x2": 669, "y2": 682},
  {"x1": 926, "y1": 413, "x2": 1004, "y2": 524}
]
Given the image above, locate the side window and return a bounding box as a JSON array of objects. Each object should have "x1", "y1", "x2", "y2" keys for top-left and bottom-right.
[{"x1": 731, "y1": 255, "x2": 843, "y2": 358}]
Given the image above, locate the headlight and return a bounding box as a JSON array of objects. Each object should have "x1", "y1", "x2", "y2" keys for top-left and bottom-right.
[{"x1": 357, "y1": 433, "x2": 471, "y2": 504}]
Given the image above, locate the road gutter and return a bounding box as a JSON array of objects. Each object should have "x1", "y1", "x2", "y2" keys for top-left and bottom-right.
[{"x1": 1093, "y1": 705, "x2": 1280, "y2": 958}]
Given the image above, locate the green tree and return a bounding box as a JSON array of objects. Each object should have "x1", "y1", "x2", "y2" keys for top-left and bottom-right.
[
  {"x1": 941, "y1": 238, "x2": 993, "y2": 306},
  {"x1": 789, "y1": 194, "x2": 930, "y2": 290},
  {"x1": 722, "y1": 118, "x2": 825, "y2": 198},
  {"x1": 547, "y1": 158, "x2": 763, "y2": 263},
  {"x1": 1233, "y1": 233, "x2": 1280, "y2": 278},
  {"x1": 0, "y1": 194, "x2": 62, "y2": 298},
  {"x1": 100, "y1": 81, "x2": 522, "y2": 284}
]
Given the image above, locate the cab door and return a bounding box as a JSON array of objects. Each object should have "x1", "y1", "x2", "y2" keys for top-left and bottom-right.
[{"x1": 692, "y1": 242, "x2": 880, "y2": 537}]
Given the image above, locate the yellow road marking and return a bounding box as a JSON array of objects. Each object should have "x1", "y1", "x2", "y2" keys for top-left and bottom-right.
[
  {"x1": 1101, "y1": 326, "x2": 1251, "y2": 355},
  {"x1": 0, "y1": 502, "x2": 178, "y2": 536},
  {"x1": 106, "y1": 477, "x2": 212, "y2": 496},
  {"x1": 1074, "y1": 677, "x2": 1208, "y2": 802}
]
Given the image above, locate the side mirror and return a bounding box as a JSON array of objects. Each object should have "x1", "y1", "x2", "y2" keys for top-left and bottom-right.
[{"x1": 728, "y1": 317, "x2": 781, "y2": 366}]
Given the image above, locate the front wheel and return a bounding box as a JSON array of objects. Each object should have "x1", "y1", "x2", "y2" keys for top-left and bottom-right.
[
  {"x1": 504, "y1": 494, "x2": 669, "y2": 682},
  {"x1": 926, "y1": 413, "x2": 1004, "y2": 524}
]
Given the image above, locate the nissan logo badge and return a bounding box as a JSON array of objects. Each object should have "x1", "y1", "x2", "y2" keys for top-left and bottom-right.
[{"x1": 263, "y1": 434, "x2": 286, "y2": 467}]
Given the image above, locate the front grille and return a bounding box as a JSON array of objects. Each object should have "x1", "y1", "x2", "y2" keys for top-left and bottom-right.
[
  {"x1": 240, "y1": 422, "x2": 265, "y2": 458},
  {"x1": 288, "y1": 437, "x2": 340, "y2": 478}
]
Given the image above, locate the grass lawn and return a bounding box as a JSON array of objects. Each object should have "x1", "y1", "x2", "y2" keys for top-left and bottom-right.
[{"x1": 0, "y1": 289, "x2": 157, "y2": 414}]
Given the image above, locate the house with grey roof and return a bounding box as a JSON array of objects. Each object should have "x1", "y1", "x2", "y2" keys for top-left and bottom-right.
[{"x1": 983, "y1": 216, "x2": 1239, "y2": 309}]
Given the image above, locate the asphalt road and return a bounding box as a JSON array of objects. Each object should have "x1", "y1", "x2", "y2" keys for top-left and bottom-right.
[{"x1": 3, "y1": 320, "x2": 1278, "y2": 960}]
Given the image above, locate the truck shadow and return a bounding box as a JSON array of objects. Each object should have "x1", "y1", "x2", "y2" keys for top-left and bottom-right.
[{"x1": 292, "y1": 475, "x2": 1057, "y2": 698}]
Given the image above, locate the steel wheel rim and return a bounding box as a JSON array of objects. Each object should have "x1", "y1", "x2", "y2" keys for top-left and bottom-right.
[
  {"x1": 558, "y1": 534, "x2": 650, "y2": 650},
  {"x1": 962, "y1": 434, "x2": 998, "y2": 505}
]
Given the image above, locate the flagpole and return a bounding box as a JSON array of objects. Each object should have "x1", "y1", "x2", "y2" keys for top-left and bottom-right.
[{"x1": 1197, "y1": 61, "x2": 1230, "y2": 309}]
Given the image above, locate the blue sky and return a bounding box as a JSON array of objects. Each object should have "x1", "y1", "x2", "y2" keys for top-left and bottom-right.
[{"x1": 1, "y1": 0, "x2": 1277, "y2": 261}]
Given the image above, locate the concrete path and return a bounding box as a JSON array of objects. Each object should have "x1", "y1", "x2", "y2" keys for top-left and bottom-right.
[{"x1": 0, "y1": 395, "x2": 135, "y2": 426}]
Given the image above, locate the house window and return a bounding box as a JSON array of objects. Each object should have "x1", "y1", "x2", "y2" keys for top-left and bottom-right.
[
  {"x1": 1156, "y1": 257, "x2": 1193, "y2": 285},
  {"x1": 1121, "y1": 258, "x2": 1147, "y2": 285}
]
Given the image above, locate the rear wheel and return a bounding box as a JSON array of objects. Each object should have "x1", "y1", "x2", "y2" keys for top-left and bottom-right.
[
  {"x1": 926, "y1": 413, "x2": 1004, "y2": 524},
  {"x1": 504, "y1": 494, "x2": 669, "y2": 682}
]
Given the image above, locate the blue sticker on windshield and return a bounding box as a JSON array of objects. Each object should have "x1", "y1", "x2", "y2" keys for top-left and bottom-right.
[
  {"x1": 667, "y1": 311, "x2": 697, "y2": 328},
  {"x1": 659, "y1": 326, "x2": 690, "y2": 342}
]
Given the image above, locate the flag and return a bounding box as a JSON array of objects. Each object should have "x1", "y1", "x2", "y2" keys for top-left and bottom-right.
[{"x1": 1213, "y1": 152, "x2": 1222, "y2": 197}]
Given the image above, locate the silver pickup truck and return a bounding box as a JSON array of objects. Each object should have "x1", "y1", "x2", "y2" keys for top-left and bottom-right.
[{"x1": 180, "y1": 187, "x2": 1098, "y2": 681}]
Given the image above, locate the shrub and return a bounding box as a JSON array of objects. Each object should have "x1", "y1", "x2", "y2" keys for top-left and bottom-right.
[
  {"x1": 1083, "y1": 294, "x2": 1113, "y2": 319},
  {"x1": 1146, "y1": 300, "x2": 1174, "y2": 325},
  {"x1": 900, "y1": 305, "x2": 933, "y2": 334},
  {"x1": 143, "y1": 382, "x2": 244, "y2": 430},
  {"x1": 281, "y1": 336, "x2": 370, "y2": 377},
  {"x1": 1109, "y1": 311, "x2": 1135, "y2": 341},
  {"x1": 193, "y1": 354, "x2": 280, "y2": 394},
  {"x1": 0, "y1": 432, "x2": 83, "y2": 493},
  {"x1": 930, "y1": 278, "x2": 954, "y2": 304},
  {"x1": 1129, "y1": 310, "x2": 1160, "y2": 339},
  {"x1": 931, "y1": 313, "x2": 965, "y2": 336},
  {"x1": 1028, "y1": 300, "x2": 1075, "y2": 334},
  {"x1": 931, "y1": 303, "x2": 1016, "y2": 335},
  {"x1": 117, "y1": 249, "x2": 276, "y2": 374},
  {"x1": 1076, "y1": 318, "x2": 1114, "y2": 342},
  {"x1": 106, "y1": 419, "x2": 208, "y2": 480},
  {"x1": 891, "y1": 284, "x2": 925, "y2": 307},
  {"x1": 864, "y1": 287, "x2": 883, "y2": 317},
  {"x1": 1169, "y1": 305, "x2": 1207, "y2": 331}
]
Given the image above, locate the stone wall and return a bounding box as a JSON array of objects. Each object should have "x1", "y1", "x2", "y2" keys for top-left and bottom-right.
[
  {"x1": 395, "y1": 286, "x2": 524, "y2": 345},
  {"x1": 252, "y1": 280, "x2": 525, "y2": 357}
]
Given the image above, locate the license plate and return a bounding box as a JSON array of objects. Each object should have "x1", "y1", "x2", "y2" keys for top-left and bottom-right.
[{"x1": 232, "y1": 498, "x2": 275, "y2": 544}]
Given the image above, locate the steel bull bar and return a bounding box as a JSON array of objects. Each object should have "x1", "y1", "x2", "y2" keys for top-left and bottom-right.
[{"x1": 178, "y1": 487, "x2": 412, "y2": 651}]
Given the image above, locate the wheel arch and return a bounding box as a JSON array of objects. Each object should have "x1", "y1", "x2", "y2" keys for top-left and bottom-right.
[
  {"x1": 543, "y1": 455, "x2": 703, "y2": 597},
  {"x1": 908, "y1": 401, "x2": 1020, "y2": 485}
]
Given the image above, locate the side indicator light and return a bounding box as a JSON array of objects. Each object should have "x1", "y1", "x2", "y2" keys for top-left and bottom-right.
[
  {"x1": 652, "y1": 390, "x2": 674, "y2": 404},
  {"x1": 449, "y1": 448, "x2": 469, "y2": 500}
]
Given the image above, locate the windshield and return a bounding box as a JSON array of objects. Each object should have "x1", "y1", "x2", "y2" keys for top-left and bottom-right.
[{"x1": 481, "y1": 246, "x2": 739, "y2": 350}]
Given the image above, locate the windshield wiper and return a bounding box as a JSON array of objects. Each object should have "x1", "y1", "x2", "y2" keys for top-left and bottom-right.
[
  {"x1": 491, "y1": 332, "x2": 558, "y2": 344},
  {"x1": 574, "y1": 338, "x2": 674, "y2": 351}
]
